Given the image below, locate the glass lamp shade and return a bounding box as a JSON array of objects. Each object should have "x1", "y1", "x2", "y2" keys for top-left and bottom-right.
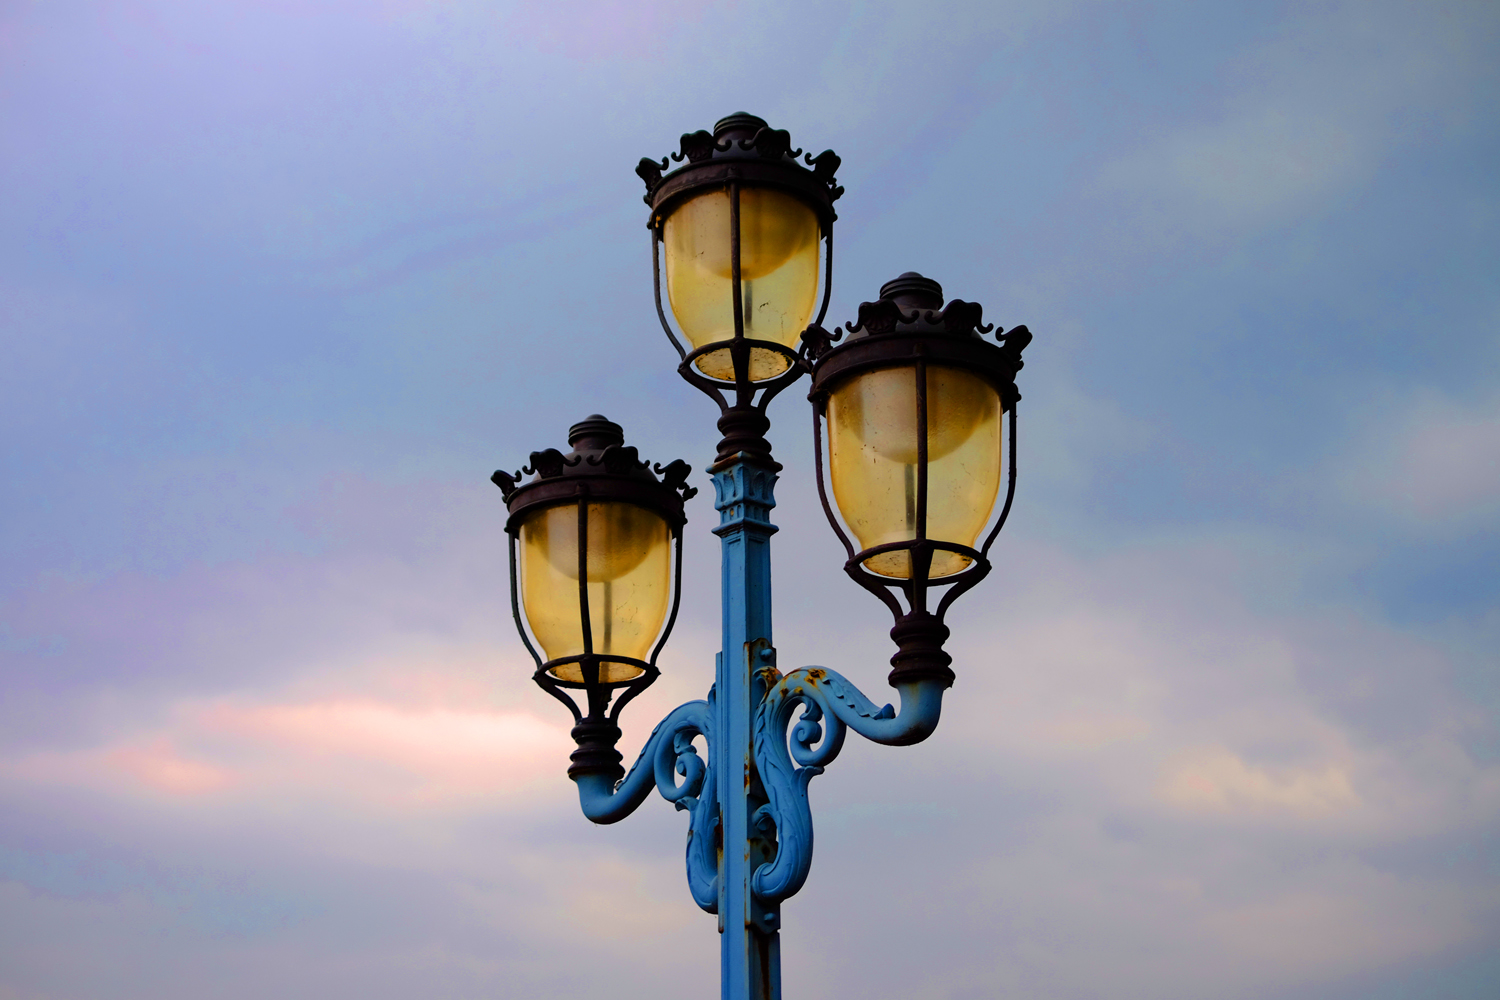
[
  {"x1": 518, "y1": 500, "x2": 673, "y2": 682},
  {"x1": 662, "y1": 186, "x2": 820, "y2": 382},
  {"x1": 826, "y1": 364, "x2": 1003, "y2": 579}
]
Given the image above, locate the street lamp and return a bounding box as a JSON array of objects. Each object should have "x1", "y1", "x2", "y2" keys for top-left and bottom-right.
[
  {"x1": 494, "y1": 114, "x2": 1032, "y2": 1000},
  {"x1": 636, "y1": 110, "x2": 841, "y2": 468},
  {"x1": 492, "y1": 414, "x2": 696, "y2": 783},
  {"x1": 807, "y1": 270, "x2": 1031, "y2": 693}
]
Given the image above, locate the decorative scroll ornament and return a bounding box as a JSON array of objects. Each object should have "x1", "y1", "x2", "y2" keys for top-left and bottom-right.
[
  {"x1": 524, "y1": 447, "x2": 568, "y2": 479},
  {"x1": 654, "y1": 459, "x2": 700, "y2": 501},
  {"x1": 743, "y1": 126, "x2": 800, "y2": 161},
  {"x1": 497, "y1": 427, "x2": 698, "y2": 505},
  {"x1": 843, "y1": 296, "x2": 996, "y2": 338},
  {"x1": 569, "y1": 652, "x2": 944, "y2": 915},
  {"x1": 490, "y1": 468, "x2": 522, "y2": 500},
  {"x1": 676, "y1": 129, "x2": 724, "y2": 163},
  {"x1": 751, "y1": 665, "x2": 913, "y2": 905},
  {"x1": 799, "y1": 323, "x2": 841, "y2": 362},
  {"x1": 803, "y1": 147, "x2": 844, "y2": 203},
  {"x1": 605, "y1": 696, "x2": 721, "y2": 912},
  {"x1": 635, "y1": 156, "x2": 670, "y2": 189}
]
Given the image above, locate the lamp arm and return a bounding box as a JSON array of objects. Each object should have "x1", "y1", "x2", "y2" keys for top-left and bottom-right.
[
  {"x1": 576, "y1": 698, "x2": 711, "y2": 822},
  {"x1": 573, "y1": 697, "x2": 720, "y2": 913},
  {"x1": 750, "y1": 666, "x2": 948, "y2": 904}
]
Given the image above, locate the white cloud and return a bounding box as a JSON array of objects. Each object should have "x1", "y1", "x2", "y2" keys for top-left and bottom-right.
[
  {"x1": 4, "y1": 674, "x2": 575, "y2": 810},
  {"x1": 1156, "y1": 746, "x2": 1359, "y2": 816},
  {"x1": 1202, "y1": 859, "x2": 1489, "y2": 977},
  {"x1": 780, "y1": 530, "x2": 1498, "y2": 998},
  {"x1": 1337, "y1": 390, "x2": 1500, "y2": 530}
]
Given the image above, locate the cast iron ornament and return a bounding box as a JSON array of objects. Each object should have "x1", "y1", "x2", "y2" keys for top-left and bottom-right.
[{"x1": 637, "y1": 112, "x2": 843, "y2": 216}]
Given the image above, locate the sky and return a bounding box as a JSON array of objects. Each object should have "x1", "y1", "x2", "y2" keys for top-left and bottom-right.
[{"x1": 1, "y1": 1, "x2": 1497, "y2": 998}]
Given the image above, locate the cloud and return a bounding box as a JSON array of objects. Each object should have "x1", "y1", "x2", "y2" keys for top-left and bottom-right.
[
  {"x1": 1202, "y1": 860, "x2": 1489, "y2": 977},
  {"x1": 3, "y1": 521, "x2": 1497, "y2": 998},
  {"x1": 5, "y1": 694, "x2": 572, "y2": 809},
  {"x1": 1094, "y1": 2, "x2": 1496, "y2": 235},
  {"x1": 204, "y1": 698, "x2": 571, "y2": 801},
  {"x1": 1156, "y1": 746, "x2": 1359, "y2": 816},
  {"x1": 101, "y1": 737, "x2": 235, "y2": 795},
  {"x1": 2, "y1": 1, "x2": 1497, "y2": 997},
  {"x1": 1335, "y1": 390, "x2": 1500, "y2": 531},
  {"x1": 778, "y1": 530, "x2": 1498, "y2": 999}
]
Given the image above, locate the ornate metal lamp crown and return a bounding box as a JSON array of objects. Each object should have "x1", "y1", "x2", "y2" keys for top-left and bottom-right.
[{"x1": 636, "y1": 112, "x2": 843, "y2": 221}]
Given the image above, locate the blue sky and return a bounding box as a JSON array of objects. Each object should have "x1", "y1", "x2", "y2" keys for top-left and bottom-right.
[{"x1": 2, "y1": 2, "x2": 1497, "y2": 998}]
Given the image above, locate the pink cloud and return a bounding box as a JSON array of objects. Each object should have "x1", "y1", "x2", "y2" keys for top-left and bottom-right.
[
  {"x1": 7, "y1": 735, "x2": 232, "y2": 797},
  {"x1": 102, "y1": 735, "x2": 235, "y2": 795},
  {"x1": 1156, "y1": 746, "x2": 1360, "y2": 817},
  {"x1": 200, "y1": 699, "x2": 571, "y2": 788},
  {"x1": 4, "y1": 694, "x2": 573, "y2": 808}
]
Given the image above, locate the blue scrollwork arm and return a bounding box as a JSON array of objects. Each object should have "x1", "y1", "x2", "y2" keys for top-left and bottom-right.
[
  {"x1": 751, "y1": 667, "x2": 948, "y2": 905},
  {"x1": 573, "y1": 696, "x2": 720, "y2": 913}
]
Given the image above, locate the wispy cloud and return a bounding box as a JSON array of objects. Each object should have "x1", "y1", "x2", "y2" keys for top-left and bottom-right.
[
  {"x1": 1094, "y1": 2, "x2": 1495, "y2": 235},
  {"x1": 6, "y1": 697, "x2": 571, "y2": 806},
  {"x1": 1337, "y1": 389, "x2": 1500, "y2": 530}
]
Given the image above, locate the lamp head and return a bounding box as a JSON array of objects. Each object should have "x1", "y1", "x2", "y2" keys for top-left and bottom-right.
[
  {"x1": 638, "y1": 114, "x2": 843, "y2": 399},
  {"x1": 493, "y1": 417, "x2": 695, "y2": 780},
  {"x1": 807, "y1": 274, "x2": 1033, "y2": 687}
]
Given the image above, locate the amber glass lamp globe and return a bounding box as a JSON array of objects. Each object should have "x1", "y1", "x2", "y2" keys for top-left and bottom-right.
[
  {"x1": 519, "y1": 499, "x2": 673, "y2": 683},
  {"x1": 662, "y1": 186, "x2": 821, "y2": 381},
  {"x1": 809, "y1": 273, "x2": 1023, "y2": 584},
  {"x1": 827, "y1": 364, "x2": 1002, "y2": 578},
  {"x1": 497, "y1": 414, "x2": 691, "y2": 698}
]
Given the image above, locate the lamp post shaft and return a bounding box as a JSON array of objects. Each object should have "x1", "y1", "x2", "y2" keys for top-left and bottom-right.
[{"x1": 712, "y1": 459, "x2": 781, "y2": 1000}]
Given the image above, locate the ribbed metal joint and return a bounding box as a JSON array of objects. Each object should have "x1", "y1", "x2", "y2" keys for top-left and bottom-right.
[
  {"x1": 887, "y1": 613, "x2": 955, "y2": 688},
  {"x1": 712, "y1": 405, "x2": 779, "y2": 471},
  {"x1": 567, "y1": 721, "x2": 625, "y2": 783}
]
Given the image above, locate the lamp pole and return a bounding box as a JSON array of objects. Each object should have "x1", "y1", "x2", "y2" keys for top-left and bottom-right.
[
  {"x1": 712, "y1": 457, "x2": 781, "y2": 993},
  {"x1": 493, "y1": 114, "x2": 1032, "y2": 1000}
]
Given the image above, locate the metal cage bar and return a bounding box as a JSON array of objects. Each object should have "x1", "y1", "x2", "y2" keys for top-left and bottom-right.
[
  {"x1": 651, "y1": 228, "x2": 687, "y2": 361},
  {"x1": 912, "y1": 354, "x2": 931, "y2": 613}
]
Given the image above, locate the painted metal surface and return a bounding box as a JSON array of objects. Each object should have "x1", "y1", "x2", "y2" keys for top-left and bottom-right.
[
  {"x1": 712, "y1": 460, "x2": 779, "y2": 1000},
  {"x1": 564, "y1": 456, "x2": 955, "y2": 1000}
]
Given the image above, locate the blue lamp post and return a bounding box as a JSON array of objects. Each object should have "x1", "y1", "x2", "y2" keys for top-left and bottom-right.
[{"x1": 493, "y1": 114, "x2": 1032, "y2": 1000}]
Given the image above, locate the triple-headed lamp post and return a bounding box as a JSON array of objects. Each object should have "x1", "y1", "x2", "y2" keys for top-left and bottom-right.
[{"x1": 492, "y1": 114, "x2": 1032, "y2": 1000}]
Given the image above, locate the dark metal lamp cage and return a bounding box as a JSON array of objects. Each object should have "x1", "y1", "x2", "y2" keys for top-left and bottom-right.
[
  {"x1": 637, "y1": 112, "x2": 843, "y2": 470},
  {"x1": 805, "y1": 272, "x2": 1032, "y2": 688},
  {"x1": 493, "y1": 414, "x2": 697, "y2": 782}
]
